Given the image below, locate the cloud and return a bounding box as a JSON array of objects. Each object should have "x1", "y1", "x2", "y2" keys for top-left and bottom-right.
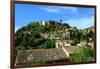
[
  {"x1": 64, "y1": 16, "x2": 94, "y2": 29},
  {"x1": 59, "y1": 7, "x2": 77, "y2": 13},
  {"x1": 40, "y1": 7, "x2": 60, "y2": 13},
  {"x1": 40, "y1": 6, "x2": 77, "y2": 13}
]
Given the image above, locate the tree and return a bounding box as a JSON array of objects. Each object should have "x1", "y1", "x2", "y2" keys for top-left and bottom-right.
[{"x1": 60, "y1": 20, "x2": 63, "y2": 23}]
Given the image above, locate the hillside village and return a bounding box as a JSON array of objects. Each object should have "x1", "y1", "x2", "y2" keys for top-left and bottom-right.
[
  {"x1": 39, "y1": 21, "x2": 94, "y2": 48},
  {"x1": 15, "y1": 20, "x2": 95, "y2": 66}
]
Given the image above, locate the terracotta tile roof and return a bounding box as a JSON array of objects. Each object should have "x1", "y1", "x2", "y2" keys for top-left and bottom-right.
[{"x1": 15, "y1": 48, "x2": 68, "y2": 65}]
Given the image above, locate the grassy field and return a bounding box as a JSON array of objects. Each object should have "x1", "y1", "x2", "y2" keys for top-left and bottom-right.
[{"x1": 69, "y1": 46, "x2": 95, "y2": 63}]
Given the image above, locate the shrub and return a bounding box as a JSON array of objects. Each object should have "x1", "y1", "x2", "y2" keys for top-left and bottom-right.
[
  {"x1": 26, "y1": 58, "x2": 45, "y2": 65},
  {"x1": 35, "y1": 58, "x2": 45, "y2": 64},
  {"x1": 69, "y1": 46, "x2": 94, "y2": 63}
]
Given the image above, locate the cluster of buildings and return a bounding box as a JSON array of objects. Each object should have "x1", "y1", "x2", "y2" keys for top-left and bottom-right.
[
  {"x1": 15, "y1": 21, "x2": 94, "y2": 66},
  {"x1": 40, "y1": 29, "x2": 70, "y2": 40}
]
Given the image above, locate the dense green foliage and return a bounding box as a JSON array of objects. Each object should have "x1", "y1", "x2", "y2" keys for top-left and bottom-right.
[
  {"x1": 15, "y1": 20, "x2": 71, "y2": 50},
  {"x1": 15, "y1": 20, "x2": 94, "y2": 50},
  {"x1": 69, "y1": 46, "x2": 95, "y2": 63},
  {"x1": 38, "y1": 39, "x2": 56, "y2": 49}
]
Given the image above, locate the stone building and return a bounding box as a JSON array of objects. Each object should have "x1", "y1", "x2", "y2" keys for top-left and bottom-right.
[
  {"x1": 15, "y1": 48, "x2": 69, "y2": 66},
  {"x1": 15, "y1": 46, "x2": 80, "y2": 66},
  {"x1": 56, "y1": 40, "x2": 71, "y2": 48},
  {"x1": 39, "y1": 21, "x2": 46, "y2": 26}
]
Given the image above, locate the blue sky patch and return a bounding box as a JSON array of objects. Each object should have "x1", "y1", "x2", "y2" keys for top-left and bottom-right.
[{"x1": 15, "y1": 4, "x2": 95, "y2": 31}]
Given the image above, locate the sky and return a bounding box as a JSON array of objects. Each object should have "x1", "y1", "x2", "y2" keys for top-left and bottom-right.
[{"x1": 15, "y1": 4, "x2": 95, "y2": 31}]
